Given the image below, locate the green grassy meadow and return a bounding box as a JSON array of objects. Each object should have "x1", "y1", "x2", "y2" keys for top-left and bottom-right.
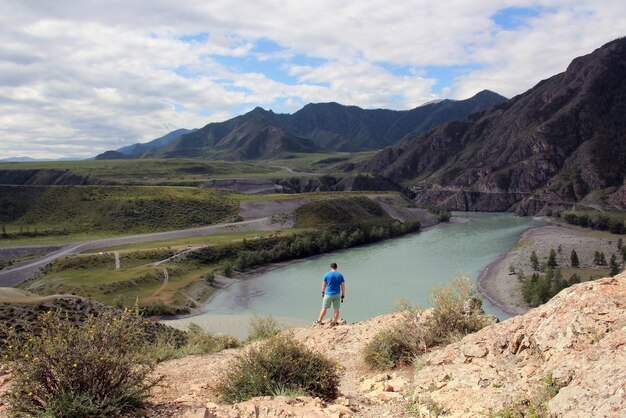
[{"x1": 0, "y1": 185, "x2": 238, "y2": 238}]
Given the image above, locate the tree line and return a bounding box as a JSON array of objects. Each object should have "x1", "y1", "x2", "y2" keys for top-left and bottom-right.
[{"x1": 189, "y1": 220, "x2": 421, "y2": 275}]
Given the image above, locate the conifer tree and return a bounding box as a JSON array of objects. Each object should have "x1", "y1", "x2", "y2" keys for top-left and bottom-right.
[
  {"x1": 570, "y1": 249, "x2": 580, "y2": 268},
  {"x1": 530, "y1": 250, "x2": 539, "y2": 270},
  {"x1": 547, "y1": 248, "x2": 558, "y2": 268},
  {"x1": 618, "y1": 238, "x2": 623, "y2": 250},
  {"x1": 609, "y1": 254, "x2": 620, "y2": 276}
]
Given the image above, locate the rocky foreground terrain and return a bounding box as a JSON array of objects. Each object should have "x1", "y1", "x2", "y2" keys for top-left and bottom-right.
[{"x1": 141, "y1": 273, "x2": 625, "y2": 417}]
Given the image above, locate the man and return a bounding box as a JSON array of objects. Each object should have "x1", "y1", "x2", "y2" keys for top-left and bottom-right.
[{"x1": 315, "y1": 262, "x2": 345, "y2": 325}]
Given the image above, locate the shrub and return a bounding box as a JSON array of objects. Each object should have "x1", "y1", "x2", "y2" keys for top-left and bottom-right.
[
  {"x1": 145, "y1": 323, "x2": 238, "y2": 363},
  {"x1": 363, "y1": 277, "x2": 490, "y2": 369},
  {"x1": 0, "y1": 309, "x2": 158, "y2": 417},
  {"x1": 216, "y1": 334, "x2": 340, "y2": 403},
  {"x1": 362, "y1": 328, "x2": 417, "y2": 369},
  {"x1": 247, "y1": 314, "x2": 282, "y2": 342},
  {"x1": 428, "y1": 276, "x2": 490, "y2": 344}
]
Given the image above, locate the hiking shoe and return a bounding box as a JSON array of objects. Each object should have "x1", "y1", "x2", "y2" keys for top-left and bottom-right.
[{"x1": 314, "y1": 320, "x2": 322, "y2": 325}]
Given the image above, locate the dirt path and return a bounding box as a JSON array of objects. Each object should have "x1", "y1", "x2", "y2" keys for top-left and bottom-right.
[{"x1": 114, "y1": 251, "x2": 120, "y2": 270}]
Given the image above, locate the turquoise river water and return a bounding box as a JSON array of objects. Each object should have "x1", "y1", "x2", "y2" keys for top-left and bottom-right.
[{"x1": 165, "y1": 213, "x2": 543, "y2": 336}]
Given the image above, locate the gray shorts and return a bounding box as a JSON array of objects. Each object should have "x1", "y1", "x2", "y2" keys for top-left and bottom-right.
[{"x1": 322, "y1": 294, "x2": 341, "y2": 309}]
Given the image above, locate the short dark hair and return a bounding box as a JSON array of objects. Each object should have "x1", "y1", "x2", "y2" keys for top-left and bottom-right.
[{"x1": 330, "y1": 262, "x2": 337, "y2": 269}]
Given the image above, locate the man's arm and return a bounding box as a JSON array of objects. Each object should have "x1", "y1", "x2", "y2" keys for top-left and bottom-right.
[
  {"x1": 341, "y1": 281, "x2": 345, "y2": 298},
  {"x1": 321, "y1": 280, "x2": 327, "y2": 297}
]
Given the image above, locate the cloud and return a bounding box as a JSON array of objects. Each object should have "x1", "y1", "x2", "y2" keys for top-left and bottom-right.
[{"x1": 0, "y1": 0, "x2": 625, "y2": 158}]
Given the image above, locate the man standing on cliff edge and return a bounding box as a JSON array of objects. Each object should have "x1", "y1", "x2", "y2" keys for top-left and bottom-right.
[{"x1": 315, "y1": 262, "x2": 345, "y2": 326}]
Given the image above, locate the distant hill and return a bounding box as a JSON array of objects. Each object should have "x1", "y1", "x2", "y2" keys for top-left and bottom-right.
[
  {"x1": 0, "y1": 157, "x2": 82, "y2": 163},
  {"x1": 361, "y1": 37, "x2": 626, "y2": 215},
  {"x1": 116, "y1": 128, "x2": 195, "y2": 156},
  {"x1": 109, "y1": 91, "x2": 505, "y2": 160}
]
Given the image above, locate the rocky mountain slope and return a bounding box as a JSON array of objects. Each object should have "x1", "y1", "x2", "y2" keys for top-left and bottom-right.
[
  {"x1": 134, "y1": 273, "x2": 625, "y2": 417},
  {"x1": 100, "y1": 91, "x2": 505, "y2": 160},
  {"x1": 362, "y1": 37, "x2": 626, "y2": 215}
]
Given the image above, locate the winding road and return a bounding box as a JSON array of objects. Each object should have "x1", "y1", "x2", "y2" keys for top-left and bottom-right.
[{"x1": 0, "y1": 217, "x2": 278, "y2": 287}]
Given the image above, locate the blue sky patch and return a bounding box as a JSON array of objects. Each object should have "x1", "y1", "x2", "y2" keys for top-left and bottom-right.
[
  {"x1": 425, "y1": 64, "x2": 483, "y2": 93},
  {"x1": 178, "y1": 32, "x2": 209, "y2": 43},
  {"x1": 492, "y1": 7, "x2": 548, "y2": 29}
]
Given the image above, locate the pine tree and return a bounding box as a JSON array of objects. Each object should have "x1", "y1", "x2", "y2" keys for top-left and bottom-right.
[
  {"x1": 547, "y1": 248, "x2": 558, "y2": 268},
  {"x1": 530, "y1": 250, "x2": 539, "y2": 270},
  {"x1": 618, "y1": 238, "x2": 623, "y2": 250},
  {"x1": 570, "y1": 249, "x2": 580, "y2": 268},
  {"x1": 609, "y1": 254, "x2": 620, "y2": 276},
  {"x1": 0, "y1": 225, "x2": 7, "y2": 239},
  {"x1": 598, "y1": 251, "x2": 607, "y2": 266}
]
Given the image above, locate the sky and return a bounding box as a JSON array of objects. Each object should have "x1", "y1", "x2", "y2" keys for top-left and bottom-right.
[{"x1": 1, "y1": 1, "x2": 625, "y2": 159}]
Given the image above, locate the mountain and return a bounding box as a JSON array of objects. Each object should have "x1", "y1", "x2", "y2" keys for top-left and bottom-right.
[
  {"x1": 149, "y1": 91, "x2": 506, "y2": 160},
  {"x1": 361, "y1": 37, "x2": 626, "y2": 214},
  {"x1": 95, "y1": 128, "x2": 194, "y2": 159},
  {"x1": 0, "y1": 157, "x2": 82, "y2": 162}
]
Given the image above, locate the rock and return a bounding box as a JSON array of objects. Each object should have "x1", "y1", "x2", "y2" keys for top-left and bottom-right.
[
  {"x1": 412, "y1": 274, "x2": 626, "y2": 416},
  {"x1": 461, "y1": 344, "x2": 488, "y2": 358}
]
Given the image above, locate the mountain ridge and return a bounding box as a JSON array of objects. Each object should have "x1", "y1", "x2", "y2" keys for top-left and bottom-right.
[
  {"x1": 98, "y1": 91, "x2": 506, "y2": 160},
  {"x1": 360, "y1": 37, "x2": 626, "y2": 215}
]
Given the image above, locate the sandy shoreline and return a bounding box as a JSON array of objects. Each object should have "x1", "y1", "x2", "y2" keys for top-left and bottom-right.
[{"x1": 477, "y1": 220, "x2": 624, "y2": 316}]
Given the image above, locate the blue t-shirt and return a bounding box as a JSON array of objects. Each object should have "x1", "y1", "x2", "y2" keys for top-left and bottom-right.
[{"x1": 323, "y1": 271, "x2": 344, "y2": 295}]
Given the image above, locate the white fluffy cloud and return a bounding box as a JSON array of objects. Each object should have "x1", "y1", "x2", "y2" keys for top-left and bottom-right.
[{"x1": 0, "y1": 0, "x2": 625, "y2": 158}]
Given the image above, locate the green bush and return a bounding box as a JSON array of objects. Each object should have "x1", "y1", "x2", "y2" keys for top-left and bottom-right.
[
  {"x1": 0, "y1": 309, "x2": 158, "y2": 417},
  {"x1": 362, "y1": 328, "x2": 417, "y2": 369},
  {"x1": 247, "y1": 314, "x2": 282, "y2": 342},
  {"x1": 216, "y1": 334, "x2": 340, "y2": 403}
]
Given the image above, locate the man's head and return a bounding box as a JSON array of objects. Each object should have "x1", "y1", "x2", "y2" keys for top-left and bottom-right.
[{"x1": 330, "y1": 262, "x2": 337, "y2": 270}]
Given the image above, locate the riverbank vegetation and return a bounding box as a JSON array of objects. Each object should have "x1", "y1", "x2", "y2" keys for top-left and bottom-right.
[
  {"x1": 560, "y1": 210, "x2": 626, "y2": 234},
  {"x1": 519, "y1": 243, "x2": 624, "y2": 307}
]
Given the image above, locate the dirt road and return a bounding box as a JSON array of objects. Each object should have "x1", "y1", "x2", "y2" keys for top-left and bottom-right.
[{"x1": 0, "y1": 217, "x2": 280, "y2": 287}]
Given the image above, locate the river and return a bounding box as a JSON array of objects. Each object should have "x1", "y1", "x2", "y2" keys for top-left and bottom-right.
[{"x1": 165, "y1": 213, "x2": 543, "y2": 337}]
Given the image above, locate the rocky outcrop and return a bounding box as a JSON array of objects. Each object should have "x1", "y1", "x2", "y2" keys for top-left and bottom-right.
[{"x1": 412, "y1": 273, "x2": 626, "y2": 417}]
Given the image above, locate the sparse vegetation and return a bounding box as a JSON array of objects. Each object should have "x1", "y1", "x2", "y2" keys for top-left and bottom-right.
[
  {"x1": 493, "y1": 373, "x2": 565, "y2": 418},
  {"x1": 146, "y1": 323, "x2": 239, "y2": 363},
  {"x1": 247, "y1": 314, "x2": 282, "y2": 342},
  {"x1": 363, "y1": 276, "x2": 491, "y2": 369},
  {"x1": 0, "y1": 309, "x2": 159, "y2": 417},
  {"x1": 216, "y1": 334, "x2": 340, "y2": 403}
]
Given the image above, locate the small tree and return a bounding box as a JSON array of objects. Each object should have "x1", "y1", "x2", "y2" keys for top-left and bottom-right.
[
  {"x1": 547, "y1": 248, "x2": 558, "y2": 268},
  {"x1": 570, "y1": 249, "x2": 580, "y2": 268},
  {"x1": 530, "y1": 250, "x2": 539, "y2": 270},
  {"x1": 593, "y1": 250, "x2": 607, "y2": 266},
  {"x1": 1, "y1": 225, "x2": 7, "y2": 238},
  {"x1": 618, "y1": 238, "x2": 623, "y2": 250},
  {"x1": 609, "y1": 254, "x2": 620, "y2": 276}
]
